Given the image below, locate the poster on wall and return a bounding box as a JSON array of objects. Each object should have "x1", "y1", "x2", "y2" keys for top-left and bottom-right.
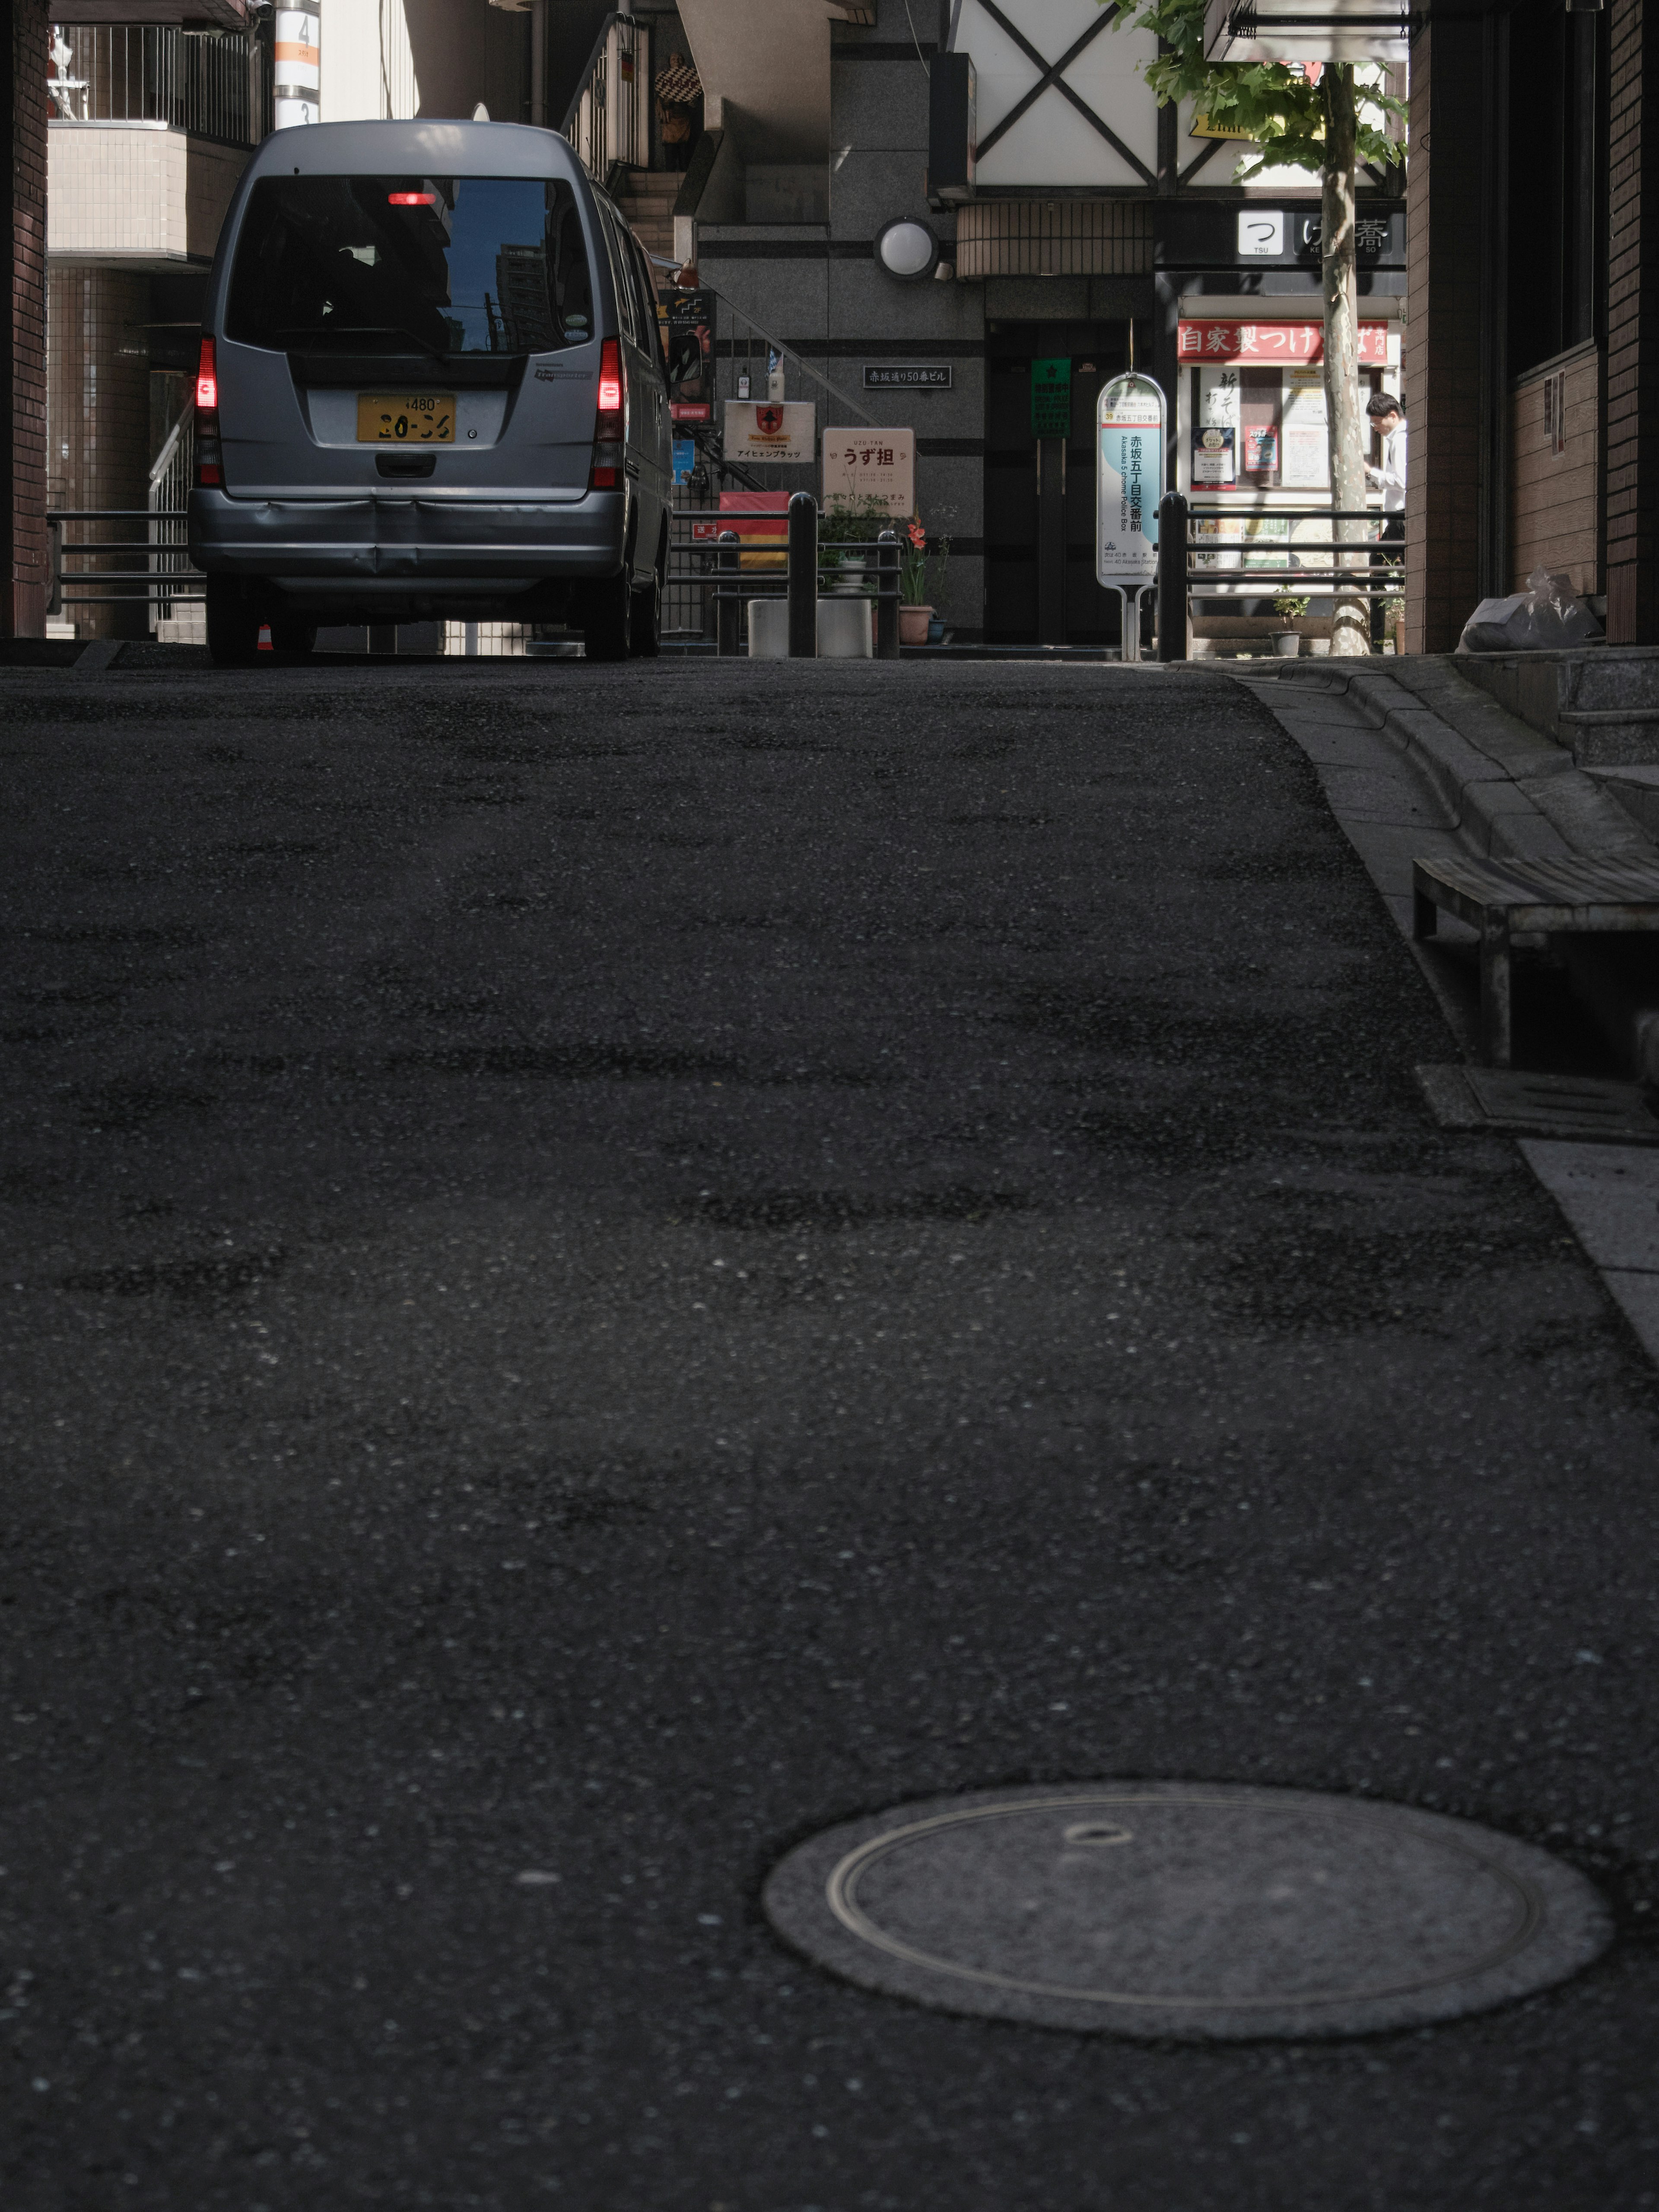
[
  {"x1": 1192, "y1": 426, "x2": 1236, "y2": 486},
  {"x1": 1280, "y1": 368, "x2": 1328, "y2": 489},
  {"x1": 822, "y1": 428, "x2": 915, "y2": 516},
  {"x1": 723, "y1": 401, "x2": 816, "y2": 464}
]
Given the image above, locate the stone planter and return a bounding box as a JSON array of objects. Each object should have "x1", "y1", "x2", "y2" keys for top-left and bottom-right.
[
  {"x1": 899, "y1": 604, "x2": 933, "y2": 647},
  {"x1": 1272, "y1": 631, "x2": 1302, "y2": 657}
]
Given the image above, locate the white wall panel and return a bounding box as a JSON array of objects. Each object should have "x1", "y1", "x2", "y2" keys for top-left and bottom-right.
[{"x1": 957, "y1": 0, "x2": 1160, "y2": 189}]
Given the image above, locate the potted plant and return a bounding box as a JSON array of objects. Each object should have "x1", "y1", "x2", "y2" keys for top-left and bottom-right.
[
  {"x1": 1271, "y1": 590, "x2": 1309, "y2": 657},
  {"x1": 900, "y1": 516, "x2": 950, "y2": 647},
  {"x1": 820, "y1": 494, "x2": 893, "y2": 595}
]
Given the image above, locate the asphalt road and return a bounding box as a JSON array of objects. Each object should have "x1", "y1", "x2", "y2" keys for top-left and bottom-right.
[{"x1": 3, "y1": 648, "x2": 1657, "y2": 2210}]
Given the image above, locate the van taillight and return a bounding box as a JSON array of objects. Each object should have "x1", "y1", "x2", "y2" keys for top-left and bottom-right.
[
  {"x1": 194, "y1": 334, "x2": 222, "y2": 487},
  {"x1": 194, "y1": 336, "x2": 217, "y2": 412},
  {"x1": 597, "y1": 338, "x2": 624, "y2": 420},
  {"x1": 590, "y1": 337, "x2": 625, "y2": 489}
]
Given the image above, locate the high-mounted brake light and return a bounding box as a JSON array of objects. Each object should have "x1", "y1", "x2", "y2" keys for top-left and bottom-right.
[
  {"x1": 388, "y1": 191, "x2": 436, "y2": 206},
  {"x1": 194, "y1": 336, "x2": 217, "y2": 413},
  {"x1": 597, "y1": 337, "x2": 624, "y2": 418}
]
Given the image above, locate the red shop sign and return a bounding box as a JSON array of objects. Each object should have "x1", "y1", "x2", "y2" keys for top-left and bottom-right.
[{"x1": 1177, "y1": 320, "x2": 1390, "y2": 365}]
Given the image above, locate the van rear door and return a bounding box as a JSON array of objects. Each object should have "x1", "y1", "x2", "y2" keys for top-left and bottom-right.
[{"x1": 219, "y1": 173, "x2": 599, "y2": 501}]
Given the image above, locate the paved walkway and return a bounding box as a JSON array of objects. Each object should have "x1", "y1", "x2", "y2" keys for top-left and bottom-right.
[{"x1": 2, "y1": 652, "x2": 1656, "y2": 2209}]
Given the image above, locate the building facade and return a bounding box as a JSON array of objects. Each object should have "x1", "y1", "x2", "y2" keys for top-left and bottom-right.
[{"x1": 655, "y1": 0, "x2": 1405, "y2": 646}]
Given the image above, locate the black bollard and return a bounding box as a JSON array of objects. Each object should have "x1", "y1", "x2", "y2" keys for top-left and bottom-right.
[
  {"x1": 1157, "y1": 490, "x2": 1189, "y2": 663},
  {"x1": 716, "y1": 529, "x2": 739, "y2": 657},
  {"x1": 787, "y1": 491, "x2": 817, "y2": 658},
  {"x1": 875, "y1": 530, "x2": 899, "y2": 660}
]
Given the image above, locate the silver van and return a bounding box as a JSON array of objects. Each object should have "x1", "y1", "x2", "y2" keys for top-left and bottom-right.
[{"x1": 188, "y1": 119, "x2": 672, "y2": 663}]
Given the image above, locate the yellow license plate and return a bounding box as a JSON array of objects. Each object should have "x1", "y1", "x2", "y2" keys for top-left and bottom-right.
[{"x1": 356, "y1": 393, "x2": 455, "y2": 444}]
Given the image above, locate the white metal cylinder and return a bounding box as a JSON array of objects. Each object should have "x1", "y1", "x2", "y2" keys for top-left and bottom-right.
[{"x1": 273, "y1": 1, "x2": 321, "y2": 130}]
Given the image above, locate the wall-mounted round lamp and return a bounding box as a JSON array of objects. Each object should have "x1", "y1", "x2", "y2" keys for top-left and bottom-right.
[{"x1": 874, "y1": 218, "x2": 940, "y2": 281}]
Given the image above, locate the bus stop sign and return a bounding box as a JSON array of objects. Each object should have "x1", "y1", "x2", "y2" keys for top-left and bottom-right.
[{"x1": 1096, "y1": 372, "x2": 1165, "y2": 660}]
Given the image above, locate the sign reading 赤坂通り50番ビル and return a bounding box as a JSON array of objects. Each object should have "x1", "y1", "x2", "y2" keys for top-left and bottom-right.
[{"x1": 1096, "y1": 372, "x2": 1164, "y2": 589}]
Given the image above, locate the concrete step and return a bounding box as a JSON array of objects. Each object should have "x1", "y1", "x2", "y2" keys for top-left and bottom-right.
[
  {"x1": 616, "y1": 169, "x2": 680, "y2": 203},
  {"x1": 1460, "y1": 645, "x2": 1659, "y2": 765}
]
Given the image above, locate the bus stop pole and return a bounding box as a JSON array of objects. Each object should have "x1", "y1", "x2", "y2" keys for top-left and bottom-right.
[
  {"x1": 787, "y1": 492, "x2": 817, "y2": 658},
  {"x1": 716, "y1": 530, "x2": 739, "y2": 657}
]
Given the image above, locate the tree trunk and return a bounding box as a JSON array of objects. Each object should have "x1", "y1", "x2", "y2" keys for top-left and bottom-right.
[{"x1": 1322, "y1": 66, "x2": 1370, "y2": 656}]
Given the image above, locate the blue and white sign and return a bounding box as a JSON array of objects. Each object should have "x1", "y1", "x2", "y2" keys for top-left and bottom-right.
[
  {"x1": 672, "y1": 435, "x2": 696, "y2": 485},
  {"x1": 1096, "y1": 372, "x2": 1165, "y2": 661}
]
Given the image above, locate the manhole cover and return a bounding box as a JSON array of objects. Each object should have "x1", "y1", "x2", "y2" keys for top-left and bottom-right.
[{"x1": 763, "y1": 1783, "x2": 1610, "y2": 2038}]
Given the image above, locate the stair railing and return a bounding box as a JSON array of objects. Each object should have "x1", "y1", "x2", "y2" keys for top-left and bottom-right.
[{"x1": 562, "y1": 13, "x2": 651, "y2": 181}]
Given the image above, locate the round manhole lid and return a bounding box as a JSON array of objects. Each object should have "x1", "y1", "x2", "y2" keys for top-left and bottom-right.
[{"x1": 763, "y1": 1782, "x2": 1610, "y2": 2038}]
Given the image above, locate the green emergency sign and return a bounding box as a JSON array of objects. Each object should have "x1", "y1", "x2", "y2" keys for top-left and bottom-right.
[{"x1": 1030, "y1": 356, "x2": 1072, "y2": 439}]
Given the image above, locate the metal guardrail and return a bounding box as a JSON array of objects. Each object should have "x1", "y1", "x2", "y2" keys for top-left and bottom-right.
[
  {"x1": 670, "y1": 496, "x2": 904, "y2": 658},
  {"x1": 49, "y1": 505, "x2": 204, "y2": 614},
  {"x1": 1154, "y1": 494, "x2": 1404, "y2": 661},
  {"x1": 49, "y1": 23, "x2": 270, "y2": 147}
]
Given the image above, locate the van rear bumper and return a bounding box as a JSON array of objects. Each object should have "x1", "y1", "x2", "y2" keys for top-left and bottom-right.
[{"x1": 188, "y1": 488, "x2": 626, "y2": 580}]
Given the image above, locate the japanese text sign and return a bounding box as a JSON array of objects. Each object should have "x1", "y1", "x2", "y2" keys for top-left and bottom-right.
[
  {"x1": 1096, "y1": 372, "x2": 1164, "y2": 588},
  {"x1": 822, "y1": 427, "x2": 915, "y2": 517},
  {"x1": 722, "y1": 400, "x2": 816, "y2": 464},
  {"x1": 1031, "y1": 356, "x2": 1072, "y2": 439},
  {"x1": 1176, "y1": 320, "x2": 1390, "y2": 367}
]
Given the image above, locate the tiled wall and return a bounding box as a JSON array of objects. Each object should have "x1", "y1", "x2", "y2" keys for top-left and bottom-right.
[
  {"x1": 1510, "y1": 343, "x2": 1601, "y2": 597},
  {"x1": 48, "y1": 266, "x2": 153, "y2": 639},
  {"x1": 48, "y1": 123, "x2": 247, "y2": 261},
  {"x1": 1605, "y1": 0, "x2": 1658, "y2": 640}
]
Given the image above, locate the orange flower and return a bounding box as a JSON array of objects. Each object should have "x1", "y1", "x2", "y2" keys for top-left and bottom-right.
[{"x1": 906, "y1": 518, "x2": 926, "y2": 551}]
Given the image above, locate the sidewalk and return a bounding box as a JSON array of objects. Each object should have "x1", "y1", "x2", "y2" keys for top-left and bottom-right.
[{"x1": 1237, "y1": 652, "x2": 1659, "y2": 1364}]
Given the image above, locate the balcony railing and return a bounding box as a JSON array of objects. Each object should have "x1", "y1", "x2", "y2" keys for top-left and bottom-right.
[
  {"x1": 48, "y1": 23, "x2": 270, "y2": 148},
  {"x1": 561, "y1": 13, "x2": 651, "y2": 184}
]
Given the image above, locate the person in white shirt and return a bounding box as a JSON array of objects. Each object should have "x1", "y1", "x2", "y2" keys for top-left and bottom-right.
[{"x1": 1365, "y1": 390, "x2": 1406, "y2": 646}]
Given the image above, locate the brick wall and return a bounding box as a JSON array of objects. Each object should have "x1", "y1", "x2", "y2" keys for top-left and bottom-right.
[
  {"x1": 1403, "y1": 17, "x2": 1492, "y2": 654},
  {"x1": 1605, "y1": 0, "x2": 1659, "y2": 640},
  {"x1": 1510, "y1": 341, "x2": 1601, "y2": 594},
  {"x1": 4, "y1": 0, "x2": 52, "y2": 637}
]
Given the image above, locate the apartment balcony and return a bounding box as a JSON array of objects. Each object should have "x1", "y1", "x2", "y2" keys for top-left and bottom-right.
[{"x1": 47, "y1": 22, "x2": 268, "y2": 271}]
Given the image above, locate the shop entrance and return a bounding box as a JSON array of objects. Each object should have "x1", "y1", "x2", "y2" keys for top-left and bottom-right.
[{"x1": 984, "y1": 321, "x2": 1128, "y2": 648}]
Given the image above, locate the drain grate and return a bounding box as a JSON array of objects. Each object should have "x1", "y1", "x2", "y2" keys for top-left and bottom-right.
[
  {"x1": 763, "y1": 1782, "x2": 1609, "y2": 2039},
  {"x1": 1418, "y1": 1063, "x2": 1659, "y2": 1144}
]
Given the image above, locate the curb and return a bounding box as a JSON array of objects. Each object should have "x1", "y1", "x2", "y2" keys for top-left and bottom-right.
[{"x1": 1238, "y1": 656, "x2": 1655, "y2": 866}]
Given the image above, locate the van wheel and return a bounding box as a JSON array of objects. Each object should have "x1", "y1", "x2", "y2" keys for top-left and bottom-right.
[
  {"x1": 269, "y1": 615, "x2": 317, "y2": 660},
  {"x1": 629, "y1": 559, "x2": 661, "y2": 658},
  {"x1": 205, "y1": 578, "x2": 261, "y2": 666},
  {"x1": 581, "y1": 571, "x2": 632, "y2": 662}
]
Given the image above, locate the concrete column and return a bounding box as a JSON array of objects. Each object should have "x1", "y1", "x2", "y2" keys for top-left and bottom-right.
[
  {"x1": 3, "y1": 0, "x2": 52, "y2": 638},
  {"x1": 1402, "y1": 16, "x2": 1507, "y2": 654},
  {"x1": 48, "y1": 267, "x2": 152, "y2": 641}
]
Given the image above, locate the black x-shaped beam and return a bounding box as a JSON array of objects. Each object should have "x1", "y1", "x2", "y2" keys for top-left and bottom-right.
[{"x1": 971, "y1": 0, "x2": 1157, "y2": 188}]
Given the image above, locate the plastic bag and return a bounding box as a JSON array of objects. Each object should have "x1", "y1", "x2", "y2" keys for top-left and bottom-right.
[{"x1": 1457, "y1": 567, "x2": 1603, "y2": 653}]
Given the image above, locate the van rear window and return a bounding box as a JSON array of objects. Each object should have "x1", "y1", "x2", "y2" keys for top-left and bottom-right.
[{"x1": 226, "y1": 175, "x2": 593, "y2": 357}]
